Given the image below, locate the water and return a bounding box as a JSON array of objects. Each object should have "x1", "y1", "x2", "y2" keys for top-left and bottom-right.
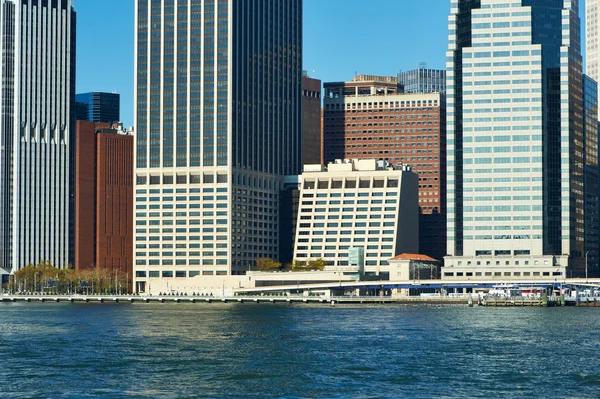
[{"x1": 1, "y1": 303, "x2": 599, "y2": 398}]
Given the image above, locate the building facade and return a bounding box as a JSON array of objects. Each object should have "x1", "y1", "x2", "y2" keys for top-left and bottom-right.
[
  {"x1": 398, "y1": 65, "x2": 446, "y2": 94},
  {"x1": 0, "y1": 0, "x2": 76, "y2": 279},
  {"x1": 292, "y1": 159, "x2": 419, "y2": 278},
  {"x1": 583, "y1": 75, "x2": 599, "y2": 278},
  {"x1": 302, "y1": 73, "x2": 322, "y2": 166},
  {"x1": 587, "y1": 0, "x2": 599, "y2": 102},
  {"x1": 322, "y1": 77, "x2": 446, "y2": 261},
  {"x1": 76, "y1": 92, "x2": 120, "y2": 124},
  {"x1": 133, "y1": 0, "x2": 302, "y2": 293},
  {"x1": 75, "y1": 121, "x2": 134, "y2": 289},
  {"x1": 445, "y1": 0, "x2": 587, "y2": 280}
]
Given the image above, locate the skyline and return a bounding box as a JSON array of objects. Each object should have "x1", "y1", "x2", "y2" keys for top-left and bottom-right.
[
  {"x1": 77, "y1": 1, "x2": 451, "y2": 128},
  {"x1": 76, "y1": 1, "x2": 591, "y2": 129}
]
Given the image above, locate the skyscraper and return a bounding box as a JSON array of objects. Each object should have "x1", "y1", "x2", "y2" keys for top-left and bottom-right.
[
  {"x1": 444, "y1": 0, "x2": 589, "y2": 280},
  {"x1": 133, "y1": 0, "x2": 302, "y2": 293},
  {"x1": 583, "y1": 76, "x2": 599, "y2": 277},
  {"x1": 75, "y1": 121, "x2": 134, "y2": 290},
  {"x1": 587, "y1": 0, "x2": 599, "y2": 91},
  {"x1": 0, "y1": 0, "x2": 76, "y2": 279},
  {"x1": 76, "y1": 92, "x2": 120, "y2": 124},
  {"x1": 302, "y1": 72, "x2": 322, "y2": 166}
]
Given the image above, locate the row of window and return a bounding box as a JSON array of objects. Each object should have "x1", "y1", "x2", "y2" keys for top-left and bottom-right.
[
  {"x1": 298, "y1": 237, "x2": 394, "y2": 243},
  {"x1": 325, "y1": 103, "x2": 439, "y2": 110},
  {"x1": 296, "y1": 253, "x2": 393, "y2": 259},
  {"x1": 136, "y1": 195, "x2": 228, "y2": 202},
  {"x1": 444, "y1": 271, "x2": 561, "y2": 278},
  {"x1": 136, "y1": 259, "x2": 227, "y2": 266},
  {"x1": 136, "y1": 173, "x2": 229, "y2": 185},
  {"x1": 136, "y1": 187, "x2": 227, "y2": 194},
  {"x1": 135, "y1": 270, "x2": 227, "y2": 278},
  {"x1": 297, "y1": 230, "x2": 396, "y2": 236},
  {"x1": 296, "y1": 245, "x2": 393, "y2": 251},
  {"x1": 136, "y1": 235, "x2": 227, "y2": 241}
]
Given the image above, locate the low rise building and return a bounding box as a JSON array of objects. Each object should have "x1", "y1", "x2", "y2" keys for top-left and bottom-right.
[{"x1": 292, "y1": 159, "x2": 419, "y2": 278}]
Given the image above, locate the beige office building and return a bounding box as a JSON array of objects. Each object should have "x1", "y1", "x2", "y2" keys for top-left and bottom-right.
[{"x1": 292, "y1": 159, "x2": 419, "y2": 277}]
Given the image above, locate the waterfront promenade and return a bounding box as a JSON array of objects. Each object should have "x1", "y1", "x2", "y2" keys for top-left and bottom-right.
[
  {"x1": 3, "y1": 293, "x2": 600, "y2": 306},
  {"x1": 0, "y1": 294, "x2": 470, "y2": 305}
]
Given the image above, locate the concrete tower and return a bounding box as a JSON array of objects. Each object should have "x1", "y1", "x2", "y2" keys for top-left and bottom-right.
[
  {"x1": 133, "y1": 0, "x2": 302, "y2": 293},
  {"x1": 0, "y1": 0, "x2": 76, "y2": 280}
]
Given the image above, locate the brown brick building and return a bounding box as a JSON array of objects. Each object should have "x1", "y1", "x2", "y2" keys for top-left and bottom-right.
[
  {"x1": 323, "y1": 75, "x2": 446, "y2": 261},
  {"x1": 75, "y1": 121, "x2": 134, "y2": 289},
  {"x1": 302, "y1": 73, "x2": 322, "y2": 166}
]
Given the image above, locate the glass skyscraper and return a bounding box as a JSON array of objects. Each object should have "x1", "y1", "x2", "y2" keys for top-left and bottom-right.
[
  {"x1": 133, "y1": 0, "x2": 302, "y2": 292},
  {"x1": 444, "y1": 0, "x2": 592, "y2": 279},
  {"x1": 0, "y1": 0, "x2": 76, "y2": 279},
  {"x1": 75, "y1": 92, "x2": 120, "y2": 123},
  {"x1": 397, "y1": 66, "x2": 447, "y2": 94}
]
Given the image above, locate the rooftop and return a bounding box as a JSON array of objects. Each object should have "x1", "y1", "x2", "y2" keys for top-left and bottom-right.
[{"x1": 390, "y1": 253, "x2": 439, "y2": 263}]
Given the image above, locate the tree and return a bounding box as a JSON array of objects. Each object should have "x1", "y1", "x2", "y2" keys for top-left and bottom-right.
[
  {"x1": 291, "y1": 259, "x2": 326, "y2": 272},
  {"x1": 291, "y1": 260, "x2": 307, "y2": 272},
  {"x1": 256, "y1": 257, "x2": 282, "y2": 272},
  {"x1": 308, "y1": 258, "x2": 326, "y2": 271}
]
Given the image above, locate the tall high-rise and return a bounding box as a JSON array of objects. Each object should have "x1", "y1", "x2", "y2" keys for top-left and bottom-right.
[
  {"x1": 133, "y1": 0, "x2": 302, "y2": 293},
  {"x1": 587, "y1": 1, "x2": 599, "y2": 88},
  {"x1": 302, "y1": 72, "x2": 322, "y2": 166},
  {"x1": 444, "y1": 0, "x2": 589, "y2": 280},
  {"x1": 75, "y1": 121, "x2": 134, "y2": 290},
  {"x1": 583, "y1": 75, "x2": 599, "y2": 277},
  {"x1": 0, "y1": 0, "x2": 76, "y2": 278}
]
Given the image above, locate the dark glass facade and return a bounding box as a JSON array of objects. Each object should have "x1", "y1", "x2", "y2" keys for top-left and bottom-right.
[
  {"x1": 398, "y1": 67, "x2": 446, "y2": 94},
  {"x1": 583, "y1": 75, "x2": 599, "y2": 277},
  {"x1": 75, "y1": 92, "x2": 120, "y2": 123}
]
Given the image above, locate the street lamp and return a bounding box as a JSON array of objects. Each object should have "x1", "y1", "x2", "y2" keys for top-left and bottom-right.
[{"x1": 585, "y1": 251, "x2": 590, "y2": 282}]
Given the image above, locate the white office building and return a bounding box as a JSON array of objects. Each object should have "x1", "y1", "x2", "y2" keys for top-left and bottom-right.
[
  {"x1": 445, "y1": 0, "x2": 588, "y2": 280},
  {"x1": 133, "y1": 0, "x2": 302, "y2": 293},
  {"x1": 292, "y1": 159, "x2": 419, "y2": 277},
  {"x1": 0, "y1": 0, "x2": 76, "y2": 281}
]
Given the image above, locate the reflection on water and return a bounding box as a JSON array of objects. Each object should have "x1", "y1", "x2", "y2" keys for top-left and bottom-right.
[{"x1": 1, "y1": 303, "x2": 599, "y2": 398}]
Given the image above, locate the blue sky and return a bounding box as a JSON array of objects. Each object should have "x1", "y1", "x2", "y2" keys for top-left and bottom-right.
[{"x1": 75, "y1": 1, "x2": 586, "y2": 127}]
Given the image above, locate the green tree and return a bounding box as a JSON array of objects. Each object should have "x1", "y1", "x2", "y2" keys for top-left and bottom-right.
[
  {"x1": 291, "y1": 259, "x2": 325, "y2": 272},
  {"x1": 308, "y1": 258, "x2": 326, "y2": 271},
  {"x1": 256, "y1": 257, "x2": 282, "y2": 272},
  {"x1": 291, "y1": 260, "x2": 307, "y2": 272}
]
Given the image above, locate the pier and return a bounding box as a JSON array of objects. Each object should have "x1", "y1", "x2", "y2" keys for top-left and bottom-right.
[
  {"x1": 0, "y1": 294, "x2": 471, "y2": 305},
  {"x1": 2, "y1": 294, "x2": 600, "y2": 306}
]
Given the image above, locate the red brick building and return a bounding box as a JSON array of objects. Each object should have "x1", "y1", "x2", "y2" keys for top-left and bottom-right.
[
  {"x1": 75, "y1": 121, "x2": 134, "y2": 289},
  {"x1": 323, "y1": 75, "x2": 446, "y2": 261}
]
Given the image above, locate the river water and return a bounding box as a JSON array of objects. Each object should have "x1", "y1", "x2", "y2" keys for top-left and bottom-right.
[{"x1": 1, "y1": 302, "x2": 599, "y2": 398}]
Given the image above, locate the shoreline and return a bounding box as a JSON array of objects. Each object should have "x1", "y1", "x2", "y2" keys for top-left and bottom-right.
[{"x1": 1, "y1": 294, "x2": 469, "y2": 305}]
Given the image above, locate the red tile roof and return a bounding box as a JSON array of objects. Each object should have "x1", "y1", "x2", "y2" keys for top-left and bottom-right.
[{"x1": 390, "y1": 253, "x2": 439, "y2": 262}]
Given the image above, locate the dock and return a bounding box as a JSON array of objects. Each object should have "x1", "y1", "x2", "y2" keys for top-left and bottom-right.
[
  {"x1": 0, "y1": 294, "x2": 469, "y2": 305},
  {"x1": 3, "y1": 294, "x2": 600, "y2": 307}
]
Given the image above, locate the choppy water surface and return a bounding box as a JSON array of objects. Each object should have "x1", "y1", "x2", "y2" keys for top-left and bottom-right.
[{"x1": 1, "y1": 302, "x2": 599, "y2": 398}]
